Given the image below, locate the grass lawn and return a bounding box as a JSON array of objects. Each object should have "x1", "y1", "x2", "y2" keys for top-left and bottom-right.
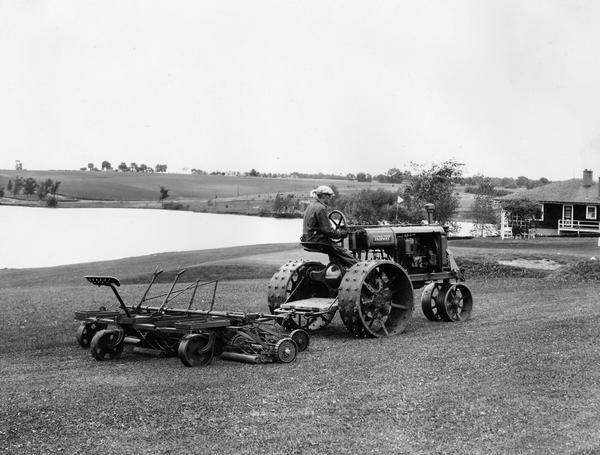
[{"x1": 1, "y1": 240, "x2": 600, "y2": 454}]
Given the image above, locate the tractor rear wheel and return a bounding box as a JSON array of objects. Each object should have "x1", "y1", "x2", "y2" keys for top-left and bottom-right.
[
  {"x1": 338, "y1": 260, "x2": 414, "y2": 338},
  {"x1": 438, "y1": 283, "x2": 473, "y2": 322},
  {"x1": 267, "y1": 260, "x2": 328, "y2": 312}
]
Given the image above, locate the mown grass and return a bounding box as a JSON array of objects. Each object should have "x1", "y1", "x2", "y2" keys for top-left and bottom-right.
[{"x1": 2, "y1": 242, "x2": 600, "y2": 454}]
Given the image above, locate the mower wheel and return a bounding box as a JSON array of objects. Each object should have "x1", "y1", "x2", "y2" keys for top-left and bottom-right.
[
  {"x1": 289, "y1": 329, "x2": 310, "y2": 352},
  {"x1": 90, "y1": 329, "x2": 124, "y2": 361},
  {"x1": 76, "y1": 321, "x2": 107, "y2": 348},
  {"x1": 274, "y1": 338, "x2": 297, "y2": 363},
  {"x1": 178, "y1": 333, "x2": 215, "y2": 367}
]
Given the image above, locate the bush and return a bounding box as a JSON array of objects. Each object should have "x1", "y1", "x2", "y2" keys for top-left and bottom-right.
[
  {"x1": 546, "y1": 258, "x2": 600, "y2": 282},
  {"x1": 161, "y1": 201, "x2": 188, "y2": 211},
  {"x1": 458, "y1": 258, "x2": 549, "y2": 279}
]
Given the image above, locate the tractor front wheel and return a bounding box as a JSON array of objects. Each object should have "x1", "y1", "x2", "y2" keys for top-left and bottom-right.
[
  {"x1": 420, "y1": 282, "x2": 451, "y2": 321},
  {"x1": 438, "y1": 283, "x2": 473, "y2": 322}
]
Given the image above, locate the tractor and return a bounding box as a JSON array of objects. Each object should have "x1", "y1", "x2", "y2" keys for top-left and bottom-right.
[{"x1": 268, "y1": 204, "x2": 472, "y2": 338}]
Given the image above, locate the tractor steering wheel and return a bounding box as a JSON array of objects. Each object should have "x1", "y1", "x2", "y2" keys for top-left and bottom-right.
[{"x1": 328, "y1": 210, "x2": 348, "y2": 244}]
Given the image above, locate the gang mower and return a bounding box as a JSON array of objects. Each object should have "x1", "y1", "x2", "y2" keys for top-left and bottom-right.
[{"x1": 74, "y1": 269, "x2": 309, "y2": 366}]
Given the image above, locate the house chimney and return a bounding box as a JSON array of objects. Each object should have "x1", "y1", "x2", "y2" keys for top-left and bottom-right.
[{"x1": 583, "y1": 169, "x2": 593, "y2": 187}]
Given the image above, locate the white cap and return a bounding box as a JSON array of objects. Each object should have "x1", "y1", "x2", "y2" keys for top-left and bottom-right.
[{"x1": 312, "y1": 185, "x2": 334, "y2": 196}]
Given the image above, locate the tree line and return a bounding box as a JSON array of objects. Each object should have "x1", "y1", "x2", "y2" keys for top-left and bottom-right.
[
  {"x1": 217, "y1": 167, "x2": 551, "y2": 189},
  {"x1": 2, "y1": 176, "x2": 61, "y2": 207},
  {"x1": 265, "y1": 160, "x2": 464, "y2": 225},
  {"x1": 264, "y1": 160, "x2": 540, "y2": 237},
  {"x1": 81, "y1": 161, "x2": 167, "y2": 173}
]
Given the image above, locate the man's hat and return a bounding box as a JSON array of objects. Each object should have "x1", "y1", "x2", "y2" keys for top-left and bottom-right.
[{"x1": 312, "y1": 185, "x2": 334, "y2": 197}]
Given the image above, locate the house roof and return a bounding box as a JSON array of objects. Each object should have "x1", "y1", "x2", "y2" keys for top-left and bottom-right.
[{"x1": 498, "y1": 179, "x2": 600, "y2": 204}]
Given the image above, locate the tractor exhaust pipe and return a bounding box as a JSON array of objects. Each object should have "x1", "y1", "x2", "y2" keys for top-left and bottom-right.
[{"x1": 424, "y1": 203, "x2": 435, "y2": 224}]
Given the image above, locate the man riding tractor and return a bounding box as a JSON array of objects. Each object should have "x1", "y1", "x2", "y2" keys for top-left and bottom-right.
[{"x1": 301, "y1": 185, "x2": 356, "y2": 268}]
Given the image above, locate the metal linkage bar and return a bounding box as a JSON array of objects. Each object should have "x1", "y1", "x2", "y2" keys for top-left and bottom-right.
[
  {"x1": 158, "y1": 269, "x2": 186, "y2": 313},
  {"x1": 136, "y1": 267, "x2": 163, "y2": 311}
]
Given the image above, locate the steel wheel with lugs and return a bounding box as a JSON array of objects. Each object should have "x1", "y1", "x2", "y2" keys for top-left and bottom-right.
[
  {"x1": 338, "y1": 260, "x2": 414, "y2": 338},
  {"x1": 267, "y1": 260, "x2": 328, "y2": 313}
]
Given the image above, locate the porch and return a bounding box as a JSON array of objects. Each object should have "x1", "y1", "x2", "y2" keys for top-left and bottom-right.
[{"x1": 558, "y1": 219, "x2": 600, "y2": 235}]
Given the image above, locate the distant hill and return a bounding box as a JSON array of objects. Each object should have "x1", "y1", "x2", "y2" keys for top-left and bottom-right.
[{"x1": 0, "y1": 169, "x2": 399, "y2": 201}]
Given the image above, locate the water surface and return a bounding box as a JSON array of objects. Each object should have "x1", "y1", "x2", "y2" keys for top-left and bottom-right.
[{"x1": 0, "y1": 206, "x2": 301, "y2": 268}]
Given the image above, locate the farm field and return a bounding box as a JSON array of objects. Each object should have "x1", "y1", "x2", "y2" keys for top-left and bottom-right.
[
  {"x1": 0, "y1": 169, "x2": 399, "y2": 203},
  {"x1": 1, "y1": 239, "x2": 600, "y2": 454}
]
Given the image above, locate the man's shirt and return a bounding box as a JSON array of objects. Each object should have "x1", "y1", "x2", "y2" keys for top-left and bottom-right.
[{"x1": 302, "y1": 200, "x2": 333, "y2": 242}]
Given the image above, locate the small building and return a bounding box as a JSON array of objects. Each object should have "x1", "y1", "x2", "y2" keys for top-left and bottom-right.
[{"x1": 498, "y1": 169, "x2": 600, "y2": 236}]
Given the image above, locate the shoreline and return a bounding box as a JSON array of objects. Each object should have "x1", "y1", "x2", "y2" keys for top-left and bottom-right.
[{"x1": 0, "y1": 197, "x2": 303, "y2": 218}]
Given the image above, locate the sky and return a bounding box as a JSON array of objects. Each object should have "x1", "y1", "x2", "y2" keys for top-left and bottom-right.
[{"x1": 2, "y1": 0, "x2": 600, "y2": 180}]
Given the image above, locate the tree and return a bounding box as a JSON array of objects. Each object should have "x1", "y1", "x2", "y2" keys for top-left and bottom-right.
[
  {"x1": 155, "y1": 164, "x2": 167, "y2": 173},
  {"x1": 247, "y1": 168, "x2": 259, "y2": 177},
  {"x1": 51, "y1": 181, "x2": 61, "y2": 197},
  {"x1": 12, "y1": 176, "x2": 23, "y2": 195},
  {"x1": 0, "y1": 186, "x2": 4, "y2": 198},
  {"x1": 335, "y1": 188, "x2": 397, "y2": 224},
  {"x1": 101, "y1": 161, "x2": 112, "y2": 171},
  {"x1": 87, "y1": 163, "x2": 94, "y2": 171},
  {"x1": 272, "y1": 193, "x2": 285, "y2": 213},
  {"x1": 37, "y1": 179, "x2": 54, "y2": 200},
  {"x1": 7, "y1": 179, "x2": 13, "y2": 194},
  {"x1": 356, "y1": 172, "x2": 372, "y2": 182},
  {"x1": 500, "y1": 198, "x2": 542, "y2": 220},
  {"x1": 139, "y1": 164, "x2": 148, "y2": 172},
  {"x1": 23, "y1": 177, "x2": 38, "y2": 199},
  {"x1": 469, "y1": 194, "x2": 498, "y2": 237},
  {"x1": 159, "y1": 186, "x2": 169, "y2": 205},
  {"x1": 470, "y1": 174, "x2": 496, "y2": 196},
  {"x1": 516, "y1": 176, "x2": 529, "y2": 188},
  {"x1": 130, "y1": 162, "x2": 138, "y2": 172},
  {"x1": 401, "y1": 160, "x2": 463, "y2": 223},
  {"x1": 118, "y1": 162, "x2": 129, "y2": 172}
]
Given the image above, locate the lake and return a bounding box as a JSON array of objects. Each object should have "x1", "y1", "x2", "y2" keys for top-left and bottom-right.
[
  {"x1": 0, "y1": 206, "x2": 303, "y2": 269},
  {"x1": 0, "y1": 206, "x2": 482, "y2": 269}
]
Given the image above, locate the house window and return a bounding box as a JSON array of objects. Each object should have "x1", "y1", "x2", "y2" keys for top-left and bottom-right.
[{"x1": 586, "y1": 206, "x2": 597, "y2": 220}]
